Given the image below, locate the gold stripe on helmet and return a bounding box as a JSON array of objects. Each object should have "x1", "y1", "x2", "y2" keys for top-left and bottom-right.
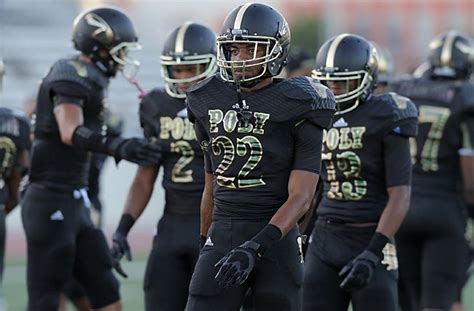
[
  {"x1": 326, "y1": 34, "x2": 350, "y2": 68},
  {"x1": 175, "y1": 21, "x2": 193, "y2": 54},
  {"x1": 233, "y1": 3, "x2": 253, "y2": 29},
  {"x1": 440, "y1": 30, "x2": 457, "y2": 66}
]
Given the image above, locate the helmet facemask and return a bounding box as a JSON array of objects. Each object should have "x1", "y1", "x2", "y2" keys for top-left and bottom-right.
[
  {"x1": 313, "y1": 69, "x2": 374, "y2": 115},
  {"x1": 217, "y1": 31, "x2": 283, "y2": 85},
  {"x1": 160, "y1": 53, "x2": 217, "y2": 98},
  {"x1": 109, "y1": 42, "x2": 142, "y2": 79}
]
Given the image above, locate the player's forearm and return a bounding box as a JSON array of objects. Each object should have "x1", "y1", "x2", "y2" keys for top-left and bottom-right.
[
  {"x1": 5, "y1": 170, "x2": 22, "y2": 214},
  {"x1": 5, "y1": 197, "x2": 18, "y2": 215},
  {"x1": 200, "y1": 191, "x2": 214, "y2": 236},
  {"x1": 270, "y1": 191, "x2": 314, "y2": 236},
  {"x1": 270, "y1": 171, "x2": 318, "y2": 236},
  {"x1": 376, "y1": 185, "x2": 411, "y2": 238},
  {"x1": 122, "y1": 171, "x2": 156, "y2": 220}
]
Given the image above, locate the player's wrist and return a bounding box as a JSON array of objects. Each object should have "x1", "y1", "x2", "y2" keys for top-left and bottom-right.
[
  {"x1": 249, "y1": 224, "x2": 282, "y2": 256},
  {"x1": 366, "y1": 232, "x2": 389, "y2": 259},
  {"x1": 116, "y1": 213, "x2": 135, "y2": 236}
]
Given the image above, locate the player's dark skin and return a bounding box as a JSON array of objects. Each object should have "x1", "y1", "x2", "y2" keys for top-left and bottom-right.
[
  {"x1": 4, "y1": 149, "x2": 28, "y2": 214},
  {"x1": 460, "y1": 154, "x2": 474, "y2": 205},
  {"x1": 200, "y1": 43, "x2": 319, "y2": 238}
]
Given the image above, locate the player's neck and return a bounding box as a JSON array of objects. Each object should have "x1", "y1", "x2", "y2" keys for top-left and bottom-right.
[{"x1": 241, "y1": 77, "x2": 273, "y2": 92}]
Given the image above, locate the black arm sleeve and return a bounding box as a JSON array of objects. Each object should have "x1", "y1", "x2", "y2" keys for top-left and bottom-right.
[
  {"x1": 384, "y1": 132, "x2": 412, "y2": 187},
  {"x1": 53, "y1": 94, "x2": 84, "y2": 108},
  {"x1": 71, "y1": 125, "x2": 123, "y2": 156},
  {"x1": 291, "y1": 120, "x2": 324, "y2": 173}
]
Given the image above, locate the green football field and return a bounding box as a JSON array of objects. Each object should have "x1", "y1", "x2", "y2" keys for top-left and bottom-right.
[{"x1": 3, "y1": 255, "x2": 474, "y2": 310}]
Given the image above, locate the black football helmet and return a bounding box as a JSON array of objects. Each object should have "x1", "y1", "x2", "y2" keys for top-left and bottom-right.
[
  {"x1": 312, "y1": 33, "x2": 378, "y2": 114},
  {"x1": 160, "y1": 22, "x2": 217, "y2": 98},
  {"x1": 427, "y1": 30, "x2": 473, "y2": 79},
  {"x1": 370, "y1": 41, "x2": 394, "y2": 86},
  {"x1": 216, "y1": 3, "x2": 291, "y2": 84},
  {"x1": 72, "y1": 6, "x2": 141, "y2": 78}
]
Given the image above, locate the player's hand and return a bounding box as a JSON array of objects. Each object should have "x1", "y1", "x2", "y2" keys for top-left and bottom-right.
[
  {"x1": 110, "y1": 231, "x2": 132, "y2": 278},
  {"x1": 113, "y1": 138, "x2": 161, "y2": 166},
  {"x1": 339, "y1": 250, "x2": 379, "y2": 291},
  {"x1": 214, "y1": 241, "x2": 259, "y2": 288}
]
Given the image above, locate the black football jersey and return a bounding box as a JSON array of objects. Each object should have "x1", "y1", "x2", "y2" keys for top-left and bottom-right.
[
  {"x1": 140, "y1": 88, "x2": 204, "y2": 215},
  {"x1": 187, "y1": 75, "x2": 336, "y2": 220},
  {"x1": 30, "y1": 55, "x2": 109, "y2": 187},
  {"x1": 0, "y1": 108, "x2": 31, "y2": 203},
  {"x1": 318, "y1": 93, "x2": 418, "y2": 223},
  {"x1": 392, "y1": 78, "x2": 474, "y2": 199}
]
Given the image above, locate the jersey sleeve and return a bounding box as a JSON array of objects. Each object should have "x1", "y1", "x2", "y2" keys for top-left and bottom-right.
[
  {"x1": 281, "y1": 77, "x2": 336, "y2": 129},
  {"x1": 387, "y1": 92, "x2": 418, "y2": 137},
  {"x1": 383, "y1": 132, "x2": 412, "y2": 187},
  {"x1": 291, "y1": 120, "x2": 324, "y2": 174}
]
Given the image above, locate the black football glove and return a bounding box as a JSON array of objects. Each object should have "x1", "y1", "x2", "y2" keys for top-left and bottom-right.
[
  {"x1": 110, "y1": 231, "x2": 131, "y2": 278},
  {"x1": 110, "y1": 137, "x2": 161, "y2": 166},
  {"x1": 110, "y1": 214, "x2": 135, "y2": 278},
  {"x1": 215, "y1": 241, "x2": 259, "y2": 288},
  {"x1": 339, "y1": 250, "x2": 380, "y2": 291}
]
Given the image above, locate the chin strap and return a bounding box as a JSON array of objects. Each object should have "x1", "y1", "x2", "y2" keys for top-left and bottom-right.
[{"x1": 234, "y1": 77, "x2": 255, "y2": 128}]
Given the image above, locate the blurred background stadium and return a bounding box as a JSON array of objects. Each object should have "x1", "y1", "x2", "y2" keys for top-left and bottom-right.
[{"x1": 0, "y1": 0, "x2": 472, "y2": 309}]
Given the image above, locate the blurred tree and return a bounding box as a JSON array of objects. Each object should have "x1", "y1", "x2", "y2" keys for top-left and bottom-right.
[{"x1": 289, "y1": 15, "x2": 325, "y2": 55}]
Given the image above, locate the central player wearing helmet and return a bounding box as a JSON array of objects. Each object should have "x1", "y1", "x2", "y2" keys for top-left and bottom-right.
[
  {"x1": 110, "y1": 21, "x2": 217, "y2": 311},
  {"x1": 302, "y1": 34, "x2": 418, "y2": 311},
  {"x1": 20, "y1": 7, "x2": 160, "y2": 310},
  {"x1": 184, "y1": 3, "x2": 336, "y2": 310}
]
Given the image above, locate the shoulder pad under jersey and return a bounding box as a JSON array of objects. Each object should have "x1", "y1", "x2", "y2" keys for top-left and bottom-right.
[
  {"x1": 43, "y1": 57, "x2": 109, "y2": 96},
  {"x1": 279, "y1": 76, "x2": 336, "y2": 111},
  {"x1": 186, "y1": 74, "x2": 218, "y2": 94},
  {"x1": 387, "y1": 92, "x2": 418, "y2": 137}
]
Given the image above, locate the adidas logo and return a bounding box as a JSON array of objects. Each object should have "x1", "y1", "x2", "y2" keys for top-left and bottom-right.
[
  {"x1": 50, "y1": 210, "x2": 64, "y2": 221},
  {"x1": 205, "y1": 236, "x2": 214, "y2": 247},
  {"x1": 176, "y1": 108, "x2": 188, "y2": 118},
  {"x1": 333, "y1": 117, "x2": 348, "y2": 128}
]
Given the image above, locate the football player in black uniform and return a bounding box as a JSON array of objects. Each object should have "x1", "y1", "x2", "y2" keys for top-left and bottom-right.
[
  {"x1": 110, "y1": 22, "x2": 217, "y2": 310},
  {"x1": 184, "y1": 3, "x2": 336, "y2": 310},
  {"x1": 20, "y1": 7, "x2": 161, "y2": 310},
  {"x1": 302, "y1": 34, "x2": 418, "y2": 311},
  {"x1": 392, "y1": 30, "x2": 474, "y2": 311},
  {"x1": 0, "y1": 61, "x2": 31, "y2": 304}
]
